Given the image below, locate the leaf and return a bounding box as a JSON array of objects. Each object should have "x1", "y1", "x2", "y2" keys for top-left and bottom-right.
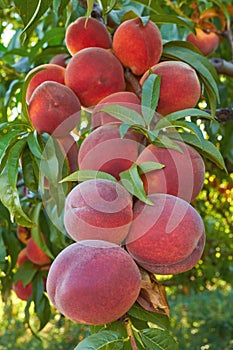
[
  {"x1": 13, "y1": 261, "x2": 38, "y2": 286},
  {"x1": 60, "y1": 170, "x2": 117, "y2": 183},
  {"x1": 33, "y1": 276, "x2": 51, "y2": 331},
  {"x1": 7, "y1": 138, "x2": 27, "y2": 188},
  {"x1": 74, "y1": 330, "x2": 124, "y2": 350},
  {"x1": 0, "y1": 129, "x2": 23, "y2": 164},
  {"x1": 152, "y1": 135, "x2": 183, "y2": 153},
  {"x1": 99, "y1": 105, "x2": 145, "y2": 126},
  {"x1": 141, "y1": 74, "x2": 161, "y2": 128},
  {"x1": 138, "y1": 162, "x2": 165, "y2": 174},
  {"x1": 86, "y1": 0, "x2": 95, "y2": 21},
  {"x1": 119, "y1": 164, "x2": 154, "y2": 205},
  {"x1": 119, "y1": 124, "x2": 132, "y2": 139},
  {"x1": 0, "y1": 168, "x2": 34, "y2": 227},
  {"x1": 141, "y1": 328, "x2": 179, "y2": 350},
  {"x1": 21, "y1": 145, "x2": 39, "y2": 193},
  {"x1": 128, "y1": 304, "x2": 170, "y2": 329},
  {"x1": 164, "y1": 108, "x2": 213, "y2": 121},
  {"x1": 27, "y1": 131, "x2": 43, "y2": 159}
]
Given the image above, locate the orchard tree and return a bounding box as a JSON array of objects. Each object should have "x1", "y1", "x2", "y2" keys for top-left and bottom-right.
[{"x1": 0, "y1": 1, "x2": 232, "y2": 349}]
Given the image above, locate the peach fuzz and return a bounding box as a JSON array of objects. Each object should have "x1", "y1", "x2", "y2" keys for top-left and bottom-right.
[
  {"x1": 112, "y1": 17, "x2": 162, "y2": 75},
  {"x1": 65, "y1": 47, "x2": 126, "y2": 107},
  {"x1": 140, "y1": 61, "x2": 201, "y2": 116},
  {"x1": 186, "y1": 28, "x2": 219, "y2": 56},
  {"x1": 126, "y1": 193, "x2": 206, "y2": 275},
  {"x1": 91, "y1": 91, "x2": 141, "y2": 129},
  {"x1": 25, "y1": 63, "x2": 66, "y2": 103},
  {"x1": 46, "y1": 240, "x2": 141, "y2": 325},
  {"x1": 65, "y1": 16, "x2": 112, "y2": 55},
  {"x1": 26, "y1": 235, "x2": 51, "y2": 266},
  {"x1": 28, "y1": 81, "x2": 81, "y2": 138},
  {"x1": 136, "y1": 140, "x2": 205, "y2": 202},
  {"x1": 78, "y1": 123, "x2": 142, "y2": 180},
  {"x1": 64, "y1": 179, "x2": 133, "y2": 244}
]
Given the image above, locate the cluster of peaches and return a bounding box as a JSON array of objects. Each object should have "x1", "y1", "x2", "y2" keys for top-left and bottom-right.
[{"x1": 15, "y1": 16, "x2": 208, "y2": 325}]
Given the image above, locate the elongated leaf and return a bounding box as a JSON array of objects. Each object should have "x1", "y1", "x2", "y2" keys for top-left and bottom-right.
[
  {"x1": 119, "y1": 124, "x2": 132, "y2": 139},
  {"x1": 21, "y1": 145, "x2": 39, "y2": 193},
  {"x1": 60, "y1": 169, "x2": 117, "y2": 183},
  {"x1": 165, "y1": 108, "x2": 213, "y2": 121},
  {"x1": 141, "y1": 328, "x2": 179, "y2": 350},
  {"x1": 99, "y1": 105, "x2": 145, "y2": 126},
  {"x1": 7, "y1": 138, "x2": 27, "y2": 188},
  {"x1": 13, "y1": 261, "x2": 37, "y2": 286},
  {"x1": 152, "y1": 135, "x2": 183, "y2": 153},
  {"x1": 170, "y1": 120, "x2": 205, "y2": 143},
  {"x1": 0, "y1": 169, "x2": 34, "y2": 227},
  {"x1": 128, "y1": 304, "x2": 170, "y2": 329},
  {"x1": 74, "y1": 330, "x2": 124, "y2": 350},
  {"x1": 86, "y1": 0, "x2": 95, "y2": 20},
  {"x1": 27, "y1": 131, "x2": 43, "y2": 159},
  {"x1": 0, "y1": 130, "x2": 22, "y2": 164},
  {"x1": 119, "y1": 164, "x2": 154, "y2": 205},
  {"x1": 141, "y1": 74, "x2": 161, "y2": 128},
  {"x1": 138, "y1": 161, "x2": 164, "y2": 174}
]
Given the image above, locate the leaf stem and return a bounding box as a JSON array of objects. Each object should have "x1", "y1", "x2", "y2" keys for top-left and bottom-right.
[{"x1": 124, "y1": 316, "x2": 138, "y2": 350}]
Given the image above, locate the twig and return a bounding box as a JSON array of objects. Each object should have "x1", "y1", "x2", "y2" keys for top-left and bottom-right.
[
  {"x1": 209, "y1": 58, "x2": 233, "y2": 77},
  {"x1": 205, "y1": 107, "x2": 233, "y2": 122}
]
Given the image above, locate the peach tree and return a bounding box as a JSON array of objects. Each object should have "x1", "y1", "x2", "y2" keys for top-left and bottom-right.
[{"x1": 0, "y1": 0, "x2": 232, "y2": 349}]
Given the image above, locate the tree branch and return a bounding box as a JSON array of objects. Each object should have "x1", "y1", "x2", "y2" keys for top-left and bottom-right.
[{"x1": 209, "y1": 58, "x2": 233, "y2": 77}]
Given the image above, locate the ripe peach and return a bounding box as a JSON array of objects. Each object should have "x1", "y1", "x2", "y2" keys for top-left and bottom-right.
[
  {"x1": 26, "y1": 235, "x2": 51, "y2": 266},
  {"x1": 17, "y1": 248, "x2": 29, "y2": 266},
  {"x1": 65, "y1": 47, "x2": 126, "y2": 107},
  {"x1": 112, "y1": 18, "x2": 162, "y2": 75},
  {"x1": 186, "y1": 28, "x2": 219, "y2": 56},
  {"x1": 25, "y1": 64, "x2": 66, "y2": 103},
  {"x1": 78, "y1": 123, "x2": 142, "y2": 180},
  {"x1": 140, "y1": 61, "x2": 201, "y2": 116},
  {"x1": 64, "y1": 179, "x2": 133, "y2": 244},
  {"x1": 65, "y1": 17, "x2": 112, "y2": 55},
  {"x1": 136, "y1": 140, "x2": 205, "y2": 202},
  {"x1": 17, "y1": 225, "x2": 31, "y2": 245},
  {"x1": 126, "y1": 194, "x2": 206, "y2": 275},
  {"x1": 91, "y1": 91, "x2": 141, "y2": 129},
  {"x1": 28, "y1": 81, "x2": 81, "y2": 137},
  {"x1": 49, "y1": 53, "x2": 69, "y2": 67},
  {"x1": 46, "y1": 240, "x2": 141, "y2": 325},
  {"x1": 13, "y1": 280, "x2": 32, "y2": 301}
]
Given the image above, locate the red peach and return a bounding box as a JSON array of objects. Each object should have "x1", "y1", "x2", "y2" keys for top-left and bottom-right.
[
  {"x1": 65, "y1": 47, "x2": 126, "y2": 107},
  {"x1": 26, "y1": 235, "x2": 51, "y2": 266},
  {"x1": 46, "y1": 240, "x2": 141, "y2": 325},
  {"x1": 64, "y1": 179, "x2": 133, "y2": 244},
  {"x1": 126, "y1": 193, "x2": 206, "y2": 275},
  {"x1": 113, "y1": 18, "x2": 162, "y2": 75},
  {"x1": 25, "y1": 64, "x2": 66, "y2": 103},
  {"x1": 13, "y1": 280, "x2": 32, "y2": 301},
  {"x1": 186, "y1": 28, "x2": 219, "y2": 56},
  {"x1": 49, "y1": 53, "x2": 70, "y2": 67},
  {"x1": 17, "y1": 226, "x2": 31, "y2": 245},
  {"x1": 65, "y1": 17, "x2": 112, "y2": 55},
  {"x1": 140, "y1": 61, "x2": 201, "y2": 116}
]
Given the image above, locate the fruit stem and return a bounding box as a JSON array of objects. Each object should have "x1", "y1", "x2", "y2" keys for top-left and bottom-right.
[{"x1": 124, "y1": 69, "x2": 142, "y2": 99}]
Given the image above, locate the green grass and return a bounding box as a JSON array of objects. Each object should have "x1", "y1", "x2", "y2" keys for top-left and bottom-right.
[{"x1": 0, "y1": 287, "x2": 232, "y2": 350}]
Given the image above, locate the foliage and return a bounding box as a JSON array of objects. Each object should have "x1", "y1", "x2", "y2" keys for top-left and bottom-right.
[{"x1": 0, "y1": 0, "x2": 233, "y2": 349}]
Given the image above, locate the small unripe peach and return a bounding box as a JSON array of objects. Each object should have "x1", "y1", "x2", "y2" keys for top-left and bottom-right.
[
  {"x1": 65, "y1": 17, "x2": 112, "y2": 55},
  {"x1": 28, "y1": 81, "x2": 81, "y2": 137},
  {"x1": 65, "y1": 47, "x2": 126, "y2": 107},
  {"x1": 46, "y1": 240, "x2": 141, "y2": 325},
  {"x1": 113, "y1": 18, "x2": 162, "y2": 75},
  {"x1": 186, "y1": 28, "x2": 219, "y2": 56},
  {"x1": 25, "y1": 64, "x2": 66, "y2": 103},
  {"x1": 140, "y1": 61, "x2": 201, "y2": 116}
]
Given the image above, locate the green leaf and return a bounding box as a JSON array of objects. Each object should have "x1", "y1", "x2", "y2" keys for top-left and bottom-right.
[
  {"x1": 33, "y1": 276, "x2": 51, "y2": 331},
  {"x1": 119, "y1": 124, "x2": 132, "y2": 139},
  {"x1": 86, "y1": 0, "x2": 95, "y2": 20},
  {"x1": 152, "y1": 135, "x2": 183, "y2": 153},
  {"x1": 0, "y1": 129, "x2": 23, "y2": 164},
  {"x1": 60, "y1": 169, "x2": 117, "y2": 183},
  {"x1": 74, "y1": 330, "x2": 124, "y2": 350},
  {"x1": 13, "y1": 261, "x2": 38, "y2": 286},
  {"x1": 141, "y1": 74, "x2": 161, "y2": 128},
  {"x1": 138, "y1": 162, "x2": 165, "y2": 174},
  {"x1": 165, "y1": 108, "x2": 213, "y2": 121},
  {"x1": 21, "y1": 145, "x2": 39, "y2": 193},
  {"x1": 7, "y1": 138, "x2": 27, "y2": 188},
  {"x1": 0, "y1": 168, "x2": 34, "y2": 227},
  {"x1": 99, "y1": 105, "x2": 145, "y2": 126},
  {"x1": 128, "y1": 304, "x2": 170, "y2": 329},
  {"x1": 119, "y1": 164, "x2": 154, "y2": 205},
  {"x1": 27, "y1": 131, "x2": 43, "y2": 159},
  {"x1": 141, "y1": 328, "x2": 179, "y2": 350}
]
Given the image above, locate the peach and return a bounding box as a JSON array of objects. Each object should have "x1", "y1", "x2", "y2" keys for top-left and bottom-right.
[
  {"x1": 112, "y1": 18, "x2": 162, "y2": 75},
  {"x1": 65, "y1": 47, "x2": 126, "y2": 107},
  {"x1": 28, "y1": 81, "x2": 81, "y2": 137},
  {"x1": 25, "y1": 64, "x2": 66, "y2": 103},
  {"x1": 91, "y1": 91, "x2": 141, "y2": 129},
  {"x1": 46, "y1": 240, "x2": 141, "y2": 325},
  {"x1": 186, "y1": 28, "x2": 219, "y2": 56},
  {"x1": 126, "y1": 193, "x2": 206, "y2": 275},
  {"x1": 65, "y1": 17, "x2": 112, "y2": 55},
  {"x1": 78, "y1": 123, "x2": 142, "y2": 180},
  {"x1": 26, "y1": 235, "x2": 51, "y2": 266},
  {"x1": 17, "y1": 248, "x2": 29, "y2": 266},
  {"x1": 13, "y1": 280, "x2": 32, "y2": 301},
  {"x1": 17, "y1": 225, "x2": 31, "y2": 245},
  {"x1": 136, "y1": 140, "x2": 205, "y2": 202},
  {"x1": 140, "y1": 61, "x2": 201, "y2": 116},
  {"x1": 64, "y1": 179, "x2": 133, "y2": 244},
  {"x1": 57, "y1": 134, "x2": 79, "y2": 173},
  {"x1": 49, "y1": 53, "x2": 69, "y2": 67}
]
